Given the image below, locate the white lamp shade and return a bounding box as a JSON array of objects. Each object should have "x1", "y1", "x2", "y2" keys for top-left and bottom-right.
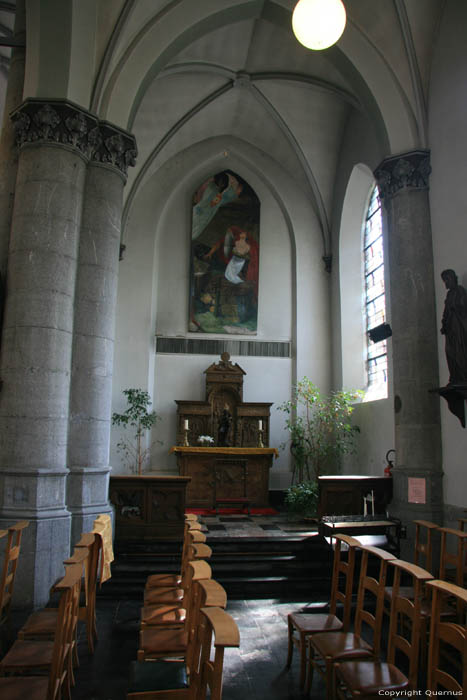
[{"x1": 292, "y1": 0, "x2": 346, "y2": 50}]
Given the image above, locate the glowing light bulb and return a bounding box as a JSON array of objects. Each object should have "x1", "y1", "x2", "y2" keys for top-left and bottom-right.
[{"x1": 292, "y1": 0, "x2": 346, "y2": 50}]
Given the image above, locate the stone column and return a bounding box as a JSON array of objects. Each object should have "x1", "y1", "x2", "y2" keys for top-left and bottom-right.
[
  {"x1": 0, "y1": 99, "x2": 97, "y2": 607},
  {"x1": 375, "y1": 151, "x2": 443, "y2": 556},
  {"x1": 0, "y1": 0, "x2": 26, "y2": 277},
  {"x1": 67, "y1": 123, "x2": 137, "y2": 543}
]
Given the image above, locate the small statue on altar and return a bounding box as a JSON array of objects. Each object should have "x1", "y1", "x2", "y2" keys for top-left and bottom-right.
[{"x1": 217, "y1": 405, "x2": 232, "y2": 446}]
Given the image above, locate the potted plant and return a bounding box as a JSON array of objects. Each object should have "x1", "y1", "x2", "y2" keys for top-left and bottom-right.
[
  {"x1": 278, "y1": 378, "x2": 361, "y2": 516},
  {"x1": 284, "y1": 480, "x2": 319, "y2": 519},
  {"x1": 112, "y1": 388, "x2": 161, "y2": 475}
]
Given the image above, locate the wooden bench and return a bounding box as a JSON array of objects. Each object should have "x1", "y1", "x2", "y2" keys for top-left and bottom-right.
[{"x1": 215, "y1": 497, "x2": 250, "y2": 515}]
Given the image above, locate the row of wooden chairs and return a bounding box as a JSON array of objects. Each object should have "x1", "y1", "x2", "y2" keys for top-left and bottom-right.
[
  {"x1": 126, "y1": 515, "x2": 240, "y2": 699},
  {"x1": 0, "y1": 513, "x2": 112, "y2": 700},
  {"x1": 286, "y1": 521, "x2": 467, "y2": 697}
]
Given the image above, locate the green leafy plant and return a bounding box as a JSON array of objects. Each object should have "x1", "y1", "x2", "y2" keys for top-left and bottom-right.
[
  {"x1": 284, "y1": 480, "x2": 319, "y2": 518},
  {"x1": 278, "y1": 378, "x2": 362, "y2": 485},
  {"x1": 112, "y1": 389, "x2": 161, "y2": 475}
]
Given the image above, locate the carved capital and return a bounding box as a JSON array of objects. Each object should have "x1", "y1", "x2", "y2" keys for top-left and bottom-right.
[
  {"x1": 11, "y1": 99, "x2": 137, "y2": 178},
  {"x1": 11, "y1": 98, "x2": 98, "y2": 159},
  {"x1": 89, "y1": 120, "x2": 137, "y2": 178},
  {"x1": 374, "y1": 150, "x2": 431, "y2": 200}
]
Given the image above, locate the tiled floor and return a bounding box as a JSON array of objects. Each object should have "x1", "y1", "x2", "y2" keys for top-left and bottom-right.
[
  {"x1": 71, "y1": 597, "x2": 327, "y2": 700},
  {"x1": 198, "y1": 512, "x2": 319, "y2": 538}
]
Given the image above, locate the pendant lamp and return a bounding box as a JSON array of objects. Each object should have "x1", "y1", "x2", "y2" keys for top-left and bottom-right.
[{"x1": 292, "y1": 0, "x2": 346, "y2": 50}]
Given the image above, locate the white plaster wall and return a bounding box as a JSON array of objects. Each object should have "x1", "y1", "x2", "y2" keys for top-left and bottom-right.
[
  {"x1": 429, "y1": 0, "x2": 467, "y2": 510},
  {"x1": 112, "y1": 135, "x2": 331, "y2": 486},
  {"x1": 153, "y1": 354, "x2": 292, "y2": 488}
]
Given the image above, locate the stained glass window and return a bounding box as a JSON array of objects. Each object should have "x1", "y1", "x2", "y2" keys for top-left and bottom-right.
[{"x1": 363, "y1": 186, "x2": 388, "y2": 399}]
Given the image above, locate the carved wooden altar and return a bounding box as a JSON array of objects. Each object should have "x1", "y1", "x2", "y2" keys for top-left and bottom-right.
[
  {"x1": 173, "y1": 353, "x2": 275, "y2": 508},
  {"x1": 170, "y1": 447, "x2": 278, "y2": 509},
  {"x1": 175, "y1": 352, "x2": 272, "y2": 447}
]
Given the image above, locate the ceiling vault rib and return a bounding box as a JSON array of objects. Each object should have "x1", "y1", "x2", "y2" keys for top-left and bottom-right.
[
  {"x1": 161, "y1": 62, "x2": 360, "y2": 110},
  {"x1": 249, "y1": 84, "x2": 330, "y2": 257},
  {"x1": 122, "y1": 81, "x2": 234, "y2": 229},
  {"x1": 394, "y1": 0, "x2": 427, "y2": 148}
]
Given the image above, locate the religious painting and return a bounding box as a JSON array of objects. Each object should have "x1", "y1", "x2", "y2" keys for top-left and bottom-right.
[{"x1": 188, "y1": 170, "x2": 260, "y2": 334}]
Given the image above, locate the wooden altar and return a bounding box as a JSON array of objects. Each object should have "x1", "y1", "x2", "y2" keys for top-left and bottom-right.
[
  {"x1": 173, "y1": 353, "x2": 276, "y2": 507},
  {"x1": 170, "y1": 446, "x2": 278, "y2": 509}
]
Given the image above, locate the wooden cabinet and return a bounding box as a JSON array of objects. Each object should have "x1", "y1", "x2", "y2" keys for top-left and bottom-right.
[
  {"x1": 109, "y1": 475, "x2": 191, "y2": 542},
  {"x1": 170, "y1": 447, "x2": 277, "y2": 508},
  {"x1": 318, "y1": 475, "x2": 393, "y2": 519}
]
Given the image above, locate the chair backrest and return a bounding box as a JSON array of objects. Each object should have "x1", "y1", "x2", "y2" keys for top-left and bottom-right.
[
  {"x1": 127, "y1": 605, "x2": 239, "y2": 700},
  {"x1": 329, "y1": 534, "x2": 361, "y2": 631},
  {"x1": 190, "y1": 606, "x2": 240, "y2": 700},
  {"x1": 426, "y1": 579, "x2": 467, "y2": 694},
  {"x1": 439, "y1": 527, "x2": 467, "y2": 587},
  {"x1": 0, "y1": 520, "x2": 29, "y2": 625},
  {"x1": 68, "y1": 532, "x2": 100, "y2": 652},
  {"x1": 413, "y1": 520, "x2": 439, "y2": 571},
  {"x1": 49, "y1": 562, "x2": 83, "y2": 700},
  {"x1": 186, "y1": 578, "x2": 228, "y2": 672},
  {"x1": 92, "y1": 514, "x2": 114, "y2": 584},
  {"x1": 386, "y1": 559, "x2": 434, "y2": 689},
  {"x1": 353, "y1": 545, "x2": 396, "y2": 656},
  {"x1": 185, "y1": 513, "x2": 199, "y2": 522}
]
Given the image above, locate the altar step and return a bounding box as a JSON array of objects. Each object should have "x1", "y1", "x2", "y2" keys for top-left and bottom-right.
[{"x1": 100, "y1": 533, "x2": 332, "y2": 600}]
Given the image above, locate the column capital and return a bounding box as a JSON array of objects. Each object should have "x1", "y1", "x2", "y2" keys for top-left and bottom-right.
[
  {"x1": 374, "y1": 149, "x2": 431, "y2": 200},
  {"x1": 10, "y1": 98, "x2": 137, "y2": 178}
]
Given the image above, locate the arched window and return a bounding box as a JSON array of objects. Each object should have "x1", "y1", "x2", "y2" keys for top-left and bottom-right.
[{"x1": 363, "y1": 185, "x2": 388, "y2": 400}]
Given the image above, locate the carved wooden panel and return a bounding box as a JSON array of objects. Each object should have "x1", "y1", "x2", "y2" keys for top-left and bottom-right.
[
  {"x1": 109, "y1": 476, "x2": 191, "y2": 541},
  {"x1": 174, "y1": 448, "x2": 275, "y2": 507},
  {"x1": 214, "y1": 460, "x2": 247, "y2": 500}
]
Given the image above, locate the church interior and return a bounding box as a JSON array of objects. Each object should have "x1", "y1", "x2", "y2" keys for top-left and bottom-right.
[{"x1": 0, "y1": 0, "x2": 467, "y2": 698}]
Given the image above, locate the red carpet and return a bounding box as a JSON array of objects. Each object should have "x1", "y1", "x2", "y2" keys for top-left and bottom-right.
[{"x1": 186, "y1": 507, "x2": 279, "y2": 516}]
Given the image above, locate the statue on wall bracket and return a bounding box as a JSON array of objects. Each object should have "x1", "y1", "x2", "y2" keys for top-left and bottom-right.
[{"x1": 431, "y1": 269, "x2": 467, "y2": 427}]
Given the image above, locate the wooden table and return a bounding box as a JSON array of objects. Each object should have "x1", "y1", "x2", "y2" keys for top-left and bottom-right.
[{"x1": 170, "y1": 446, "x2": 278, "y2": 509}]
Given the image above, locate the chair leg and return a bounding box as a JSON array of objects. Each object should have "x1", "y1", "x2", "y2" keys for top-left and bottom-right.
[
  {"x1": 305, "y1": 639, "x2": 314, "y2": 694},
  {"x1": 299, "y1": 631, "x2": 307, "y2": 689},
  {"x1": 286, "y1": 617, "x2": 294, "y2": 668},
  {"x1": 325, "y1": 658, "x2": 334, "y2": 700}
]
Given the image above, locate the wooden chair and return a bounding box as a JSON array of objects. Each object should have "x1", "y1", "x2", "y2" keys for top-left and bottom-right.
[
  {"x1": 138, "y1": 560, "x2": 213, "y2": 662},
  {"x1": 92, "y1": 514, "x2": 114, "y2": 585},
  {"x1": 308, "y1": 545, "x2": 396, "y2": 699},
  {"x1": 0, "y1": 561, "x2": 83, "y2": 700},
  {"x1": 0, "y1": 521, "x2": 29, "y2": 629},
  {"x1": 141, "y1": 544, "x2": 213, "y2": 628},
  {"x1": 334, "y1": 559, "x2": 434, "y2": 698},
  {"x1": 384, "y1": 519, "x2": 438, "y2": 613},
  {"x1": 184, "y1": 513, "x2": 198, "y2": 522},
  {"x1": 138, "y1": 564, "x2": 225, "y2": 665},
  {"x1": 144, "y1": 522, "x2": 205, "y2": 591},
  {"x1": 127, "y1": 606, "x2": 240, "y2": 699},
  {"x1": 286, "y1": 534, "x2": 361, "y2": 690},
  {"x1": 426, "y1": 579, "x2": 467, "y2": 693},
  {"x1": 18, "y1": 533, "x2": 100, "y2": 654},
  {"x1": 145, "y1": 539, "x2": 212, "y2": 592}
]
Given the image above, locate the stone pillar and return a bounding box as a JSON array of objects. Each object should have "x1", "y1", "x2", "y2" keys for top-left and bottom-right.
[
  {"x1": 67, "y1": 123, "x2": 137, "y2": 543},
  {"x1": 375, "y1": 151, "x2": 443, "y2": 557},
  {"x1": 0, "y1": 0, "x2": 26, "y2": 277},
  {"x1": 0, "y1": 99, "x2": 97, "y2": 607}
]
